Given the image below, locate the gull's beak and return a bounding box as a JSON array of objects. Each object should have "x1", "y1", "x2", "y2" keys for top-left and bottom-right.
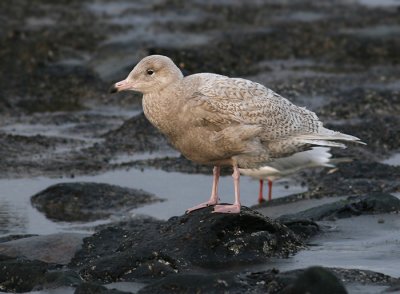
[{"x1": 109, "y1": 79, "x2": 133, "y2": 93}]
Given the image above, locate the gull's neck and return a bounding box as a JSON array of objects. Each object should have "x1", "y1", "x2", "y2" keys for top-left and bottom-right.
[{"x1": 142, "y1": 79, "x2": 184, "y2": 138}]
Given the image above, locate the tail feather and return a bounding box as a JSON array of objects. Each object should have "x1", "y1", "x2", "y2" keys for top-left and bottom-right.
[{"x1": 297, "y1": 127, "x2": 365, "y2": 148}]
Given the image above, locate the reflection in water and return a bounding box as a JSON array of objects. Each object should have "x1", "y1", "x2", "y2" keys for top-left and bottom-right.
[{"x1": 0, "y1": 200, "x2": 27, "y2": 235}]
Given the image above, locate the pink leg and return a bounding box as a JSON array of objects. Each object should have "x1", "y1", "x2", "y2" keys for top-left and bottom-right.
[
  {"x1": 186, "y1": 166, "x2": 220, "y2": 213},
  {"x1": 213, "y1": 165, "x2": 241, "y2": 213},
  {"x1": 258, "y1": 179, "x2": 265, "y2": 204},
  {"x1": 268, "y1": 179, "x2": 273, "y2": 201}
]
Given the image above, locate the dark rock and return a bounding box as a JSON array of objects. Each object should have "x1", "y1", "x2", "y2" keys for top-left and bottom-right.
[
  {"x1": 305, "y1": 161, "x2": 400, "y2": 198},
  {"x1": 279, "y1": 193, "x2": 400, "y2": 222},
  {"x1": 386, "y1": 279, "x2": 400, "y2": 292},
  {"x1": 326, "y1": 115, "x2": 400, "y2": 154},
  {"x1": 74, "y1": 282, "x2": 131, "y2": 294},
  {"x1": 40, "y1": 270, "x2": 82, "y2": 289},
  {"x1": 320, "y1": 88, "x2": 400, "y2": 120},
  {"x1": 102, "y1": 112, "x2": 171, "y2": 153},
  {"x1": 138, "y1": 272, "x2": 243, "y2": 294},
  {"x1": 0, "y1": 1, "x2": 106, "y2": 115},
  {"x1": 131, "y1": 155, "x2": 212, "y2": 174},
  {"x1": 281, "y1": 267, "x2": 347, "y2": 294},
  {"x1": 129, "y1": 154, "x2": 233, "y2": 176},
  {"x1": 323, "y1": 161, "x2": 400, "y2": 182},
  {"x1": 0, "y1": 233, "x2": 88, "y2": 264},
  {"x1": 31, "y1": 182, "x2": 163, "y2": 222},
  {"x1": 93, "y1": 214, "x2": 164, "y2": 232},
  {"x1": 0, "y1": 133, "x2": 84, "y2": 162},
  {"x1": 139, "y1": 267, "x2": 348, "y2": 294},
  {"x1": 0, "y1": 234, "x2": 38, "y2": 243},
  {"x1": 330, "y1": 268, "x2": 394, "y2": 287},
  {"x1": 138, "y1": 267, "x2": 397, "y2": 293},
  {"x1": 281, "y1": 220, "x2": 319, "y2": 240},
  {"x1": 0, "y1": 255, "x2": 48, "y2": 293},
  {"x1": 71, "y1": 207, "x2": 303, "y2": 283}
]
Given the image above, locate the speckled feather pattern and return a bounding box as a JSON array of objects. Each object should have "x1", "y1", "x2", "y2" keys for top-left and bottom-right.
[
  {"x1": 187, "y1": 74, "x2": 322, "y2": 138},
  {"x1": 133, "y1": 56, "x2": 363, "y2": 168}
]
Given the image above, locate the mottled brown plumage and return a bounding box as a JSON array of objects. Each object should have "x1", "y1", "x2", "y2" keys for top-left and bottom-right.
[{"x1": 111, "y1": 55, "x2": 364, "y2": 213}]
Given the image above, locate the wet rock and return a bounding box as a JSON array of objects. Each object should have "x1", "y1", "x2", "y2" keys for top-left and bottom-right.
[
  {"x1": 281, "y1": 267, "x2": 347, "y2": 294},
  {"x1": 129, "y1": 155, "x2": 233, "y2": 176},
  {"x1": 93, "y1": 214, "x2": 165, "y2": 233},
  {"x1": 293, "y1": 161, "x2": 400, "y2": 200},
  {"x1": 330, "y1": 268, "x2": 395, "y2": 288},
  {"x1": 0, "y1": 233, "x2": 88, "y2": 264},
  {"x1": 74, "y1": 282, "x2": 130, "y2": 294},
  {"x1": 0, "y1": 234, "x2": 37, "y2": 243},
  {"x1": 40, "y1": 270, "x2": 82, "y2": 290},
  {"x1": 281, "y1": 220, "x2": 319, "y2": 240},
  {"x1": 0, "y1": 0, "x2": 107, "y2": 115},
  {"x1": 279, "y1": 193, "x2": 400, "y2": 222},
  {"x1": 0, "y1": 132, "x2": 92, "y2": 178},
  {"x1": 0, "y1": 255, "x2": 48, "y2": 293},
  {"x1": 131, "y1": 155, "x2": 213, "y2": 175},
  {"x1": 0, "y1": 133, "x2": 84, "y2": 161},
  {"x1": 138, "y1": 272, "x2": 243, "y2": 294},
  {"x1": 71, "y1": 207, "x2": 303, "y2": 283},
  {"x1": 386, "y1": 280, "x2": 400, "y2": 292},
  {"x1": 327, "y1": 115, "x2": 400, "y2": 154},
  {"x1": 323, "y1": 161, "x2": 400, "y2": 182},
  {"x1": 31, "y1": 182, "x2": 163, "y2": 222},
  {"x1": 320, "y1": 88, "x2": 400, "y2": 120},
  {"x1": 102, "y1": 112, "x2": 171, "y2": 154},
  {"x1": 139, "y1": 267, "x2": 348, "y2": 294}
]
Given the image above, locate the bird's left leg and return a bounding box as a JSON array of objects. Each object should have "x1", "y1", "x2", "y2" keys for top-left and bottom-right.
[
  {"x1": 213, "y1": 164, "x2": 241, "y2": 213},
  {"x1": 186, "y1": 166, "x2": 220, "y2": 213}
]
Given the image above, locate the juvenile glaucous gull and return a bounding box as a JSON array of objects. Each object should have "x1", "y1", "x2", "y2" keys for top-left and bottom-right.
[
  {"x1": 110, "y1": 55, "x2": 364, "y2": 214},
  {"x1": 240, "y1": 147, "x2": 333, "y2": 203}
]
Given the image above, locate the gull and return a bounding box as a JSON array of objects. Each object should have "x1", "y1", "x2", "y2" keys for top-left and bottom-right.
[
  {"x1": 240, "y1": 147, "x2": 333, "y2": 203},
  {"x1": 110, "y1": 55, "x2": 364, "y2": 213}
]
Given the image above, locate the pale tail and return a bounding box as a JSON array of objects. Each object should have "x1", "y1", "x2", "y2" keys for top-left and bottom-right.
[{"x1": 297, "y1": 127, "x2": 365, "y2": 148}]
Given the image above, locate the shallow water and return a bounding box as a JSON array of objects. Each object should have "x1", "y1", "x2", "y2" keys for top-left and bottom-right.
[
  {"x1": 381, "y1": 153, "x2": 400, "y2": 166},
  {"x1": 0, "y1": 166, "x2": 306, "y2": 237},
  {"x1": 265, "y1": 214, "x2": 400, "y2": 278},
  {"x1": 355, "y1": 0, "x2": 400, "y2": 7}
]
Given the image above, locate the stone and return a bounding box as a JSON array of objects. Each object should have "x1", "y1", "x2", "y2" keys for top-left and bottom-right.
[
  {"x1": 279, "y1": 193, "x2": 400, "y2": 222},
  {"x1": 31, "y1": 182, "x2": 163, "y2": 222},
  {"x1": 71, "y1": 207, "x2": 303, "y2": 283},
  {"x1": 0, "y1": 255, "x2": 48, "y2": 293},
  {"x1": 74, "y1": 282, "x2": 131, "y2": 294},
  {"x1": 0, "y1": 233, "x2": 87, "y2": 264},
  {"x1": 281, "y1": 267, "x2": 347, "y2": 294}
]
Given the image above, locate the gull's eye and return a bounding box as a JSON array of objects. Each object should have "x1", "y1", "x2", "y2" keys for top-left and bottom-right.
[{"x1": 147, "y1": 69, "x2": 154, "y2": 75}]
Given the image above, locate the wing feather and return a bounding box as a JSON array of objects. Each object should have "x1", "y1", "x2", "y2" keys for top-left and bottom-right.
[{"x1": 186, "y1": 75, "x2": 322, "y2": 140}]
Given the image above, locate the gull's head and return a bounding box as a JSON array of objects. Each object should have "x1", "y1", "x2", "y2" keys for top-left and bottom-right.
[{"x1": 109, "y1": 55, "x2": 183, "y2": 95}]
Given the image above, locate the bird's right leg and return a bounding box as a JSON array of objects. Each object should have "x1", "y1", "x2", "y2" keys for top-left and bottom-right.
[
  {"x1": 258, "y1": 179, "x2": 265, "y2": 203},
  {"x1": 186, "y1": 166, "x2": 220, "y2": 213}
]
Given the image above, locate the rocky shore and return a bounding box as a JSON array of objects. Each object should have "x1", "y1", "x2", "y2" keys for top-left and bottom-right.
[{"x1": 0, "y1": 0, "x2": 399, "y2": 293}]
